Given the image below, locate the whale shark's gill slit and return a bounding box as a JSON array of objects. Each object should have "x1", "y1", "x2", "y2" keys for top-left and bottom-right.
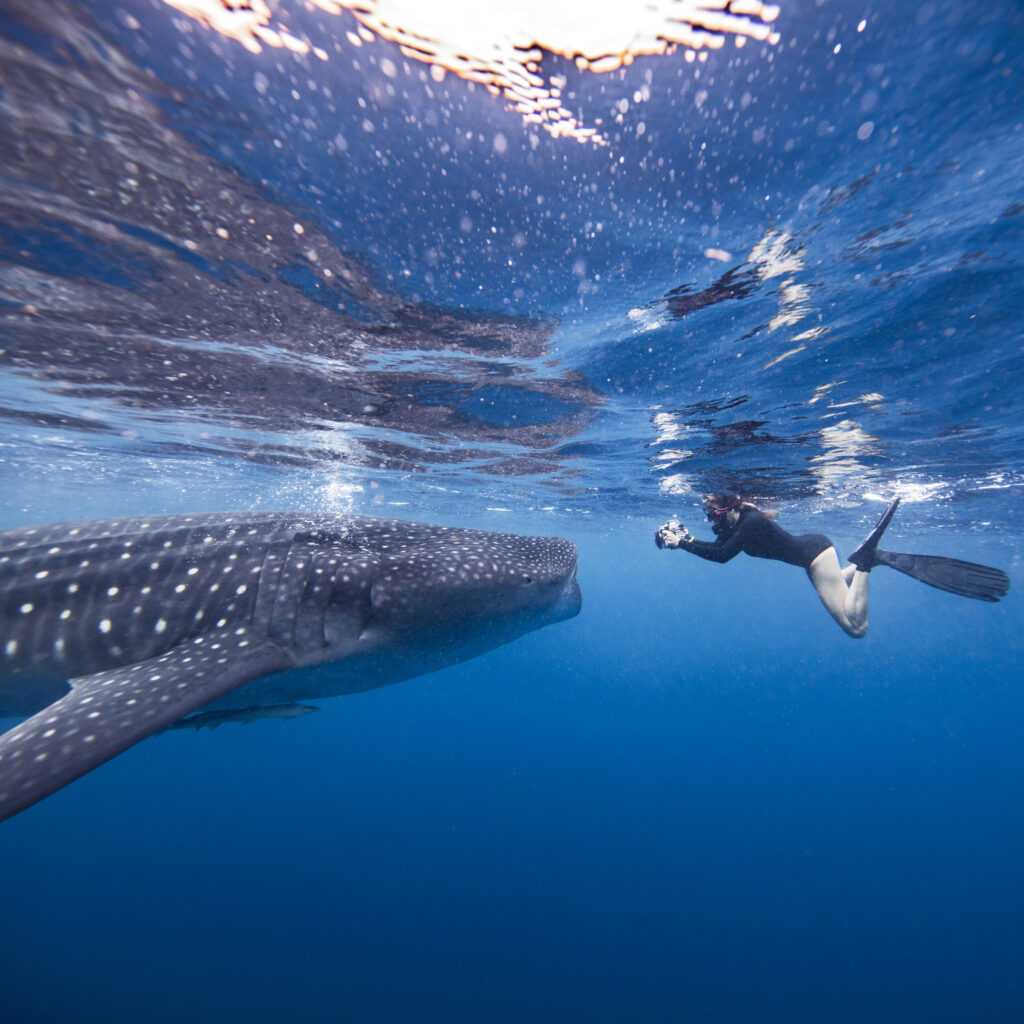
[
  {"x1": 250, "y1": 536, "x2": 285, "y2": 636},
  {"x1": 266, "y1": 533, "x2": 317, "y2": 651},
  {"x1": 292, "y1": 541, "x2": 336, "y2": 654}
]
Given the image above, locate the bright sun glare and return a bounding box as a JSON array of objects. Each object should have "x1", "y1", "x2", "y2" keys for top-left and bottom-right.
[{"x1": 162, "y1": 0, "x2": 781, "y2": 143}]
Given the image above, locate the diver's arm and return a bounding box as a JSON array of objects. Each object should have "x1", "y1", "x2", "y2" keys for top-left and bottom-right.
[
  {"x1": 681, "y1": 533, "x2": 744, "y2": 563},
  {"x1": 655, "y1": 521, "x2": 744, "y2": 563}
]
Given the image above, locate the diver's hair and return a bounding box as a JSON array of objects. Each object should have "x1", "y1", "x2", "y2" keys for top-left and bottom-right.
[
  {"x1": 704, "y1": 493, "x2": 745, "y2": 512},
  {"x1": 703, "y1": 493, "x2": 778, "y2": 518}
]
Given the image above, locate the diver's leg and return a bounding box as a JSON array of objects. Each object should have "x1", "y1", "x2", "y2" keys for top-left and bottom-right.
[
  {"x1": 807, "y1": 547, "x2": 869, "y2": 638},
  {"x1": 842, "y1": 564, "x2": 857, "y2": 584}
]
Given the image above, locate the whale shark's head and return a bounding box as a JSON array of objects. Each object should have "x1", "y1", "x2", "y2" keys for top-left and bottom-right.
[
  {"x1": 368, "y1": 528, "x2": 580, "y2": 626},
  {"x1": 321, "y1": 520, "x2": 581, "y2": 680}
]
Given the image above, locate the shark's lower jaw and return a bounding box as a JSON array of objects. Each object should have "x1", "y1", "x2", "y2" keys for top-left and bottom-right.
[
  {"x1": 0, "y1": 512, "x2": 581, "y2": 822},
  {"x1": 557, "y1": 575, "x2": 583, "y2": 623}
]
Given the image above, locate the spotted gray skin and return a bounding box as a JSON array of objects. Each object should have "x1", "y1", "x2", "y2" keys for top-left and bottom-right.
[{"x1": 0, "y1": 512, "x2": 581, "y2": 821}]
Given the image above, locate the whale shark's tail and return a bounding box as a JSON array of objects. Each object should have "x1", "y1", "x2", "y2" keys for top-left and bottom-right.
[{"x1": 871, "y1": 549, "x2": 1010, "y2": 603}]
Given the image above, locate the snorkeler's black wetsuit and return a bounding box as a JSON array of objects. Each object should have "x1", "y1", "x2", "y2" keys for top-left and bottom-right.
[{"x1": 684, "y1": 507, "x2": 833, "y2": 568}]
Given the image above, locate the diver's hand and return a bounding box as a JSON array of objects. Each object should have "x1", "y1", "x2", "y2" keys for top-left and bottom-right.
[{"x1": 655, "y1": 520, "x2": 691, "y2": 549}]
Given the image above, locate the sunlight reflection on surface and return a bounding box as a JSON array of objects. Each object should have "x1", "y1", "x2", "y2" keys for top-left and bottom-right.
[{"x1": 162, "y1": 0, "x2": 781, "y2": 143}]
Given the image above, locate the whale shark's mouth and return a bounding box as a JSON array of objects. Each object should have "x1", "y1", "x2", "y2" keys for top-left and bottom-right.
[{"x1": 555, "y1": 575, "x2": 583, "y2": 623}]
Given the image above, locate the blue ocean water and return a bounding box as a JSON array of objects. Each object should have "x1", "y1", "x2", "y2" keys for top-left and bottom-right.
[{"x1": 1, "y1": 0, "x2": 1023, "y2": 1020}]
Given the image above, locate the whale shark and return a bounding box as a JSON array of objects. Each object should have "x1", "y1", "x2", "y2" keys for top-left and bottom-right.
[{"x1": 0, "y1": 512, "x2": 581, "y2": 821}]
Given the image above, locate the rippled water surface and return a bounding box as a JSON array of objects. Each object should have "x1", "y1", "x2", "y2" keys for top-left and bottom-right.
[
  {"x1": 2, "y1": 2, "x2": 1023, "y2": 1021},
  {"x1": 2, "y1": 0, "x2": 1021, "y2": 529}
]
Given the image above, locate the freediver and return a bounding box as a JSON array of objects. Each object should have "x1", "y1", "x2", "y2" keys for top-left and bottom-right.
[{"x1": 655, "y1": 495, "x2": 1009, "y2": 638}]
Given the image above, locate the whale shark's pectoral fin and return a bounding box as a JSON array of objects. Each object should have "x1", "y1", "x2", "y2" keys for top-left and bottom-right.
[
  {"x1": 164, "y1": 703, "x2": 320, "y2": 731},
  {"x1": 0, "y1": 627, "x2": 293, "y2": 822}
]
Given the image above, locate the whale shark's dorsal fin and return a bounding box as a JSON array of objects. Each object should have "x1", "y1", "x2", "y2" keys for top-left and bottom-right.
[{"x1": 0, "y1": 627, "x2": 292, "y2": 821}]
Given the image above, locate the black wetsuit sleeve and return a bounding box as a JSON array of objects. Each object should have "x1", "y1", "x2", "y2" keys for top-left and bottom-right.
[{"x1": 681, "y1": 533, "x2": 745, "y2": 563}]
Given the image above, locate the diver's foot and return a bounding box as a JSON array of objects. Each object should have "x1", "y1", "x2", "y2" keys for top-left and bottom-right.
[
  {"x1": 655, "y1": 520, "x2": 690, "y2": 549},
  {"x1": 848, "y1": 497, "x2": 901, "y2": 571}
]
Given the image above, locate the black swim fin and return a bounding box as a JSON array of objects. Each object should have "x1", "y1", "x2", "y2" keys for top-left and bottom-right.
[
  {"x1": 871, "y1": 549, "x2": 1010, "y2": 603},
  {"x1": 848, "y1": 497, "x2": 901, "y2": 571}
]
